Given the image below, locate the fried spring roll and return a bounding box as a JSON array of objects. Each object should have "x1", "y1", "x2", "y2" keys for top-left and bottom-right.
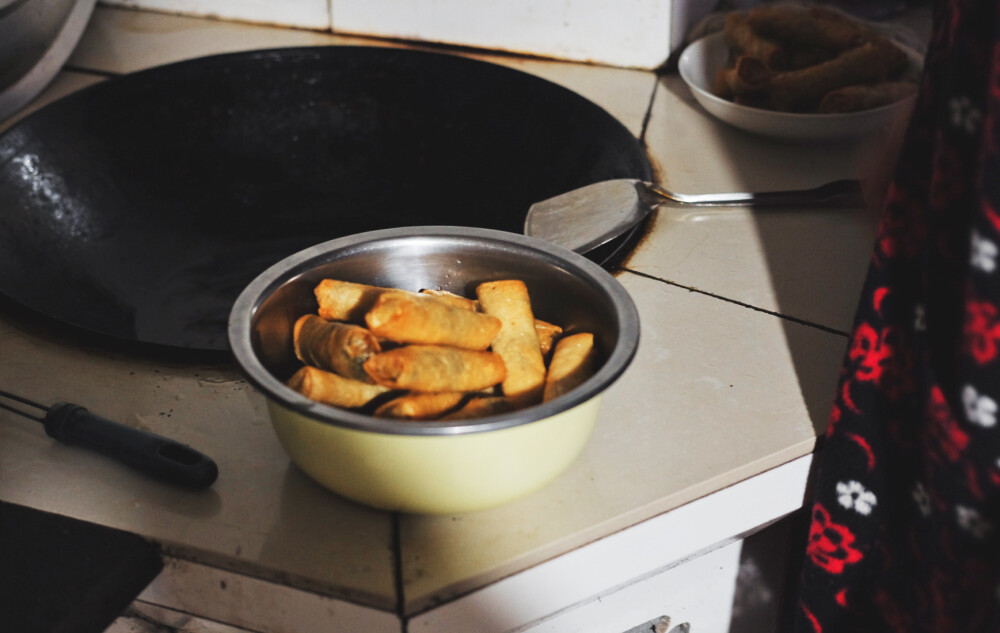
[
  {"x1": 418, "y1": 288, "x2": 564, "y2": 348},
  {"x1": 543, "y1": 333, "x2": 599, "y2": 402},
  {"x1": 287, "y1": 365, "x2": 390, "y2": 408},
  {"x1": 365, "y1": 292, "x2": 502, "y2": 350},
  {"x1": 714, "y1": 69, "x2": 736, "y2": 101},
  {"x1": 363, "y1": 345, "x2": 506, "y2": 392},
  {"x1": 724, "y1": 12, "x2": 787, "y2": 69},
  {"x1": 535, "y1": 319, "x2": 563, "y2": 357},
  {"x1": 373, "y1": 392, "x2": 467, "y2": 420},
  {"x1": 806, "y1": 6, "x2": 883, "y2": 42},
  {"x1": 440, "y1": 396, "x2": 518, "y2": 420},
  {"x1": 767, "y1": 41, "x2": 907, "y2": 112},
  {"x1": 315, "y1": 280, "x2": 397, "y2": 323},
  {"x1": 419, "y1": 288, "x2": 479, "y2": 311},
  {"x1": 714, "y1": 55, "x2": 773, "y2": 99},
  {"x1": 817, "y1": 81, "x2": 917, "y2": 113},
  {"x1": 805, "y1": 6, "x2": 906, "y2": 54},
  {"x1": 476, "y1": 280, "x2": 547, "y2": 407},
  {"x1": 293, "y1": 314, "x2": 381, "y2": 382},
  {"x1": 745, "y1": 5, "x2": 867, "y2": 53}
]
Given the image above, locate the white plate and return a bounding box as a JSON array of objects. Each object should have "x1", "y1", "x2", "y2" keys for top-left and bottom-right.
[{"x1": 677, "y1": 31, "x2": 922, "y2": 142}]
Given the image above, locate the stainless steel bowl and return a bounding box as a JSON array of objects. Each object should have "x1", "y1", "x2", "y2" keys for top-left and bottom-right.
[{"x1": 228, "y1": 226, "x2": 640, "y2": 513}]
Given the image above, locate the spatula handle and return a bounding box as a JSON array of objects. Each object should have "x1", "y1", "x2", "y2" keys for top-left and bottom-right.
[
  {"x1": 646, "y1": 178, "x2": 863, "y2": 206},
  {"x1": 43, "y1": 403, "x2": 218, "y2": 489}
]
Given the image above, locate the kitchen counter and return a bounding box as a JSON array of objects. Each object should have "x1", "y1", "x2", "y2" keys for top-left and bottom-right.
[{"x1": 0, "y1": 5, "x2": 930, "y2": 632}]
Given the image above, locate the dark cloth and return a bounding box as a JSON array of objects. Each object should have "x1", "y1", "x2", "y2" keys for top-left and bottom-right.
[{"x1": 789, "y1": 1, "x2": 1000, "y2": 631}]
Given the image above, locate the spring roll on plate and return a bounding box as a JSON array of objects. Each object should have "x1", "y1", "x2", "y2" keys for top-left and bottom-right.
[
  {"x1": 817, "y1": 81, "x2": 917, "y2": 113},
  {"x1": 714, "y1": 55, "x2": 773, "y2": 100},
  {"x1": 767, "y1": 41, "x2": 906, "y2": 112},
  {"x1": 745, "y1": 5, "x2": 867, "y2": 53},
  {"x1": 724, "y1": 11, "x2": 787, "y2": 69}
]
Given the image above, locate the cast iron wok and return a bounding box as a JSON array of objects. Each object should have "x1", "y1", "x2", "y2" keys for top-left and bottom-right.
[{"x1": 0, "y1": 46, "x2": 651, "y2": 352}]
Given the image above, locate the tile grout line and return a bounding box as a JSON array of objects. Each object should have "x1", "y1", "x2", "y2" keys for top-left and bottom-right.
[
  {"x1": 621, "y1": 267, "x2": 851, "y2": 338},
  {"x1": 392, "y1": 512, "x2": 409, "y2": 633},
  {"x1": 637, "y1": 71, "x2": 659, "y2": 145}
]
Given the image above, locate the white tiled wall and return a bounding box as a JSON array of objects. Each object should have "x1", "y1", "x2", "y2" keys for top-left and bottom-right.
[
  {"x1": 98, "y1": 0, "x2": 719, "y2": 68},
  {"x1": 100, "y1": 0, "x2": 330, "y2": 29}
]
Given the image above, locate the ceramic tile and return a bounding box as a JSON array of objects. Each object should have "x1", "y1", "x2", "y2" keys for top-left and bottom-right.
[
  {"x1": 137, "y1": 560, "x2": 401, "y2": 631},
  {"x1": 645, "y1": 74, "x2": 904, "y2": 192},
  {"x1": 68, "y1": 6, "x2": 365, "y2": 75},
  {"x1": 624, "y1": 204, "x2": 878, "y2": 334},
  {"x1": 0, "y1": 71, "x2": 105, "y2": 135},
  {"x1": 630, "y1": 72, "x2": 891, "y2": 333},
  {"x1": 68, "y1": 7, "x2": 655, "y2": 141},
  {"x1": 406, "y1": 456, "x2": 810, "y2": 630},
  {"x1": 399, "y1": 272, "x2": 845, "y2": 611},
  {"x1": 0, "y1": 314, "x2": 396, "y2": 609},
  {"x1": 455, "y1": 53, "x2": 657, "y2": 139},
  {"x1": 330, "y1": 0, "x2": 681, "y2": 69},
  {"x1": 100, "y1": 0, "x2": 330, "y2": 30}
]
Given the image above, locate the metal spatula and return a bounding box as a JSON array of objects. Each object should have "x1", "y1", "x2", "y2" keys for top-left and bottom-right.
[{"x1": 524, "y1": 178, "x2": 864, "y2": 254}]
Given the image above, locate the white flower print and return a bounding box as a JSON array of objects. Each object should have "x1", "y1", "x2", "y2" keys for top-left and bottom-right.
[
  {"x1": 836, "y1": 480, "x2": 877, "y2": 516},
  {"x1": 956, "y1": 505, "x2": 993, "y2": 539},
  {"x1": 971, "y1": 230, "x2": 998, "y2": 272},
  {"x1": 914, "y1": 304, "x2": 927, "y2": 332},
  {"x1": 913, "y1": 481, "x2": 932, "y2": 516},
  {"x1": 949, "y1": 95, "x2": 982, "y2": 133},
  {"x1": 962, "y1": 384, "x2": 998, "y2": 427}
]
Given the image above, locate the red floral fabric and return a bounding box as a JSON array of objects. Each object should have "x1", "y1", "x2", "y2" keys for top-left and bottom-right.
[
  {"x1": 806, "y1": 504, "x2": 865, "y2": 574},
  {"x1": 789, "y1": 1, "x2": 1000, "y2": 631}
]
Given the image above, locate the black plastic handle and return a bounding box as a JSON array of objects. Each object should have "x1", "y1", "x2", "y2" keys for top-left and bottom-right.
[{"x1": 43, "y1": 403, "x2": 219, "y2": 490}]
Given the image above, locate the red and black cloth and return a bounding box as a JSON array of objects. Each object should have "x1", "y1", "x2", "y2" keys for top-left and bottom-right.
[{"x1": 789, "y1": 0, "x2": 1000, "y2": 631}]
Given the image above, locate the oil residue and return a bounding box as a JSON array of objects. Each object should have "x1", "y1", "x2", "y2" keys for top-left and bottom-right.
[{"x1": 617, "y1": 146, "x2": 665, "y2": 275}]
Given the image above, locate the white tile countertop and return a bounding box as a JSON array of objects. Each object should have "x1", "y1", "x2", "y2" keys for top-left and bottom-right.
[{"x1": 0, "y1": 5, "x2": 931, "y2": 632}]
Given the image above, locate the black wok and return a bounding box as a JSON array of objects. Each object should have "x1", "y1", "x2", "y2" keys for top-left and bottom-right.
[{"x1": 0, "y1": 46, "x2": 652, "y2": 352}]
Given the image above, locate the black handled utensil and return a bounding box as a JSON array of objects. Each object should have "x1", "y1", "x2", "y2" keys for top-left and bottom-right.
[{"x1": 0, "y1": 389, "x2": 218, "y2": 490}]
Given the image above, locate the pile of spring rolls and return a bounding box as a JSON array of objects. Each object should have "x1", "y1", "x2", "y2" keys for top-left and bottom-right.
[
  {"x1": 713, "y1": 4, "x2": 917, "y2": 113},
  {"x1": 285, "y1": 279, "x2": 599, "y2": 420}
]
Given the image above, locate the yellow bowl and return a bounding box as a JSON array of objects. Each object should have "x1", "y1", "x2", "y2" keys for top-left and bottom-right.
[{"x1": 228, "y1": 226, "x2": 640, "y2": 514}]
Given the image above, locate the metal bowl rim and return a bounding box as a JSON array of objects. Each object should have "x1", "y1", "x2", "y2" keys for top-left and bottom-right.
[{"x1": 228, "y1": 225, "x2": 640, "y2": 436}]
